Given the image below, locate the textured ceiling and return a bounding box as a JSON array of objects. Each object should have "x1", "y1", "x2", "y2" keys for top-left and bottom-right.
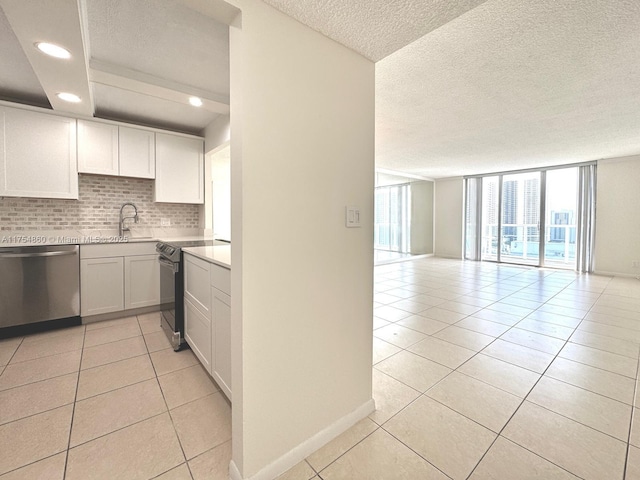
[
  {"x1": 376, "y1": 0, "x2": 640, "y2": 178},
  {"x1": 260, "y1": 0, "x2": 489, "y2": 61}
]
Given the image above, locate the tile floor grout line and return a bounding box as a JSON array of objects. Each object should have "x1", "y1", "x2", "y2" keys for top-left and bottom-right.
[
  {"x1": 62, "y1": 324, "x2": 87, "y2": 480},
  {"x1": 622, "y1": 355, "x2": 640, "y2": 480}
]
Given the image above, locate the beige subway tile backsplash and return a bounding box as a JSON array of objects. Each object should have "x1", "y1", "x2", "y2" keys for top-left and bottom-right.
[{"x1": 0, "y1": 175, "x2": 200, "y2": 231}]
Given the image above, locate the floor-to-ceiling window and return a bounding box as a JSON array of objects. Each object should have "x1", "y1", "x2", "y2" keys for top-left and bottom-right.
[
  {"x1": 465, "y1": 164, "x2": 596, "y2": 271},
  {"x1": 374, "y1": 183, "x2": 410, "y2": 253}
]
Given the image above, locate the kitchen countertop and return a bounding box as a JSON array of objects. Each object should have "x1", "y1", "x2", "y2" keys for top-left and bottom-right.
[{"x1": 183, "y1": 245, "x2": 231, "y2": 268}]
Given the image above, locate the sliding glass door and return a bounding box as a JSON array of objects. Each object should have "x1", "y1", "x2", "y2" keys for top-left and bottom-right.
[
  {"x1": 465, "y1": 165, "x2": 590, "y2": 270},
  {"x1": 374, "y1": 184, "x2": 410, "y2": 253}
]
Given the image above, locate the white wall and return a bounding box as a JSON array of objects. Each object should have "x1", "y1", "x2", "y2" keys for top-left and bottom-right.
[
  {"x1": 434, "y1": 177, "x2": 464, "y2": 259},
  {"x1": 203, "y1": 114, "x2": 230, "y2": 154},
  {"x1": 227, "y1": 1, "x2": 375, "y2": 478},
  {"x1": 410, "y1": 181, "x2": 434, "y2": 254},
  {"x1": 595, "y1": 155, "x2": 640, "y2": 276}
]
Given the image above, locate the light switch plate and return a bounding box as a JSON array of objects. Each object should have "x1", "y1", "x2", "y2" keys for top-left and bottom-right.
[
  {"x1": 161, "y1": 218, "x2": 171, "y2": 227},
  {"x1": 346, "y1": 206, "x2": 361, "y2": 228}
]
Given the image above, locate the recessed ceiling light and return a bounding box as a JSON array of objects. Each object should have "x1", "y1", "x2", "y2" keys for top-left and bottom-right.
[
  {"x1": 35, "y1": 42, "x2": 71, "y2": 59},
  {"x1": 189, "y1": 96, "x2": 203, "y2": 107},
  {"x1": 57, "y1": 92, "x2": 81, "y2": 103}
]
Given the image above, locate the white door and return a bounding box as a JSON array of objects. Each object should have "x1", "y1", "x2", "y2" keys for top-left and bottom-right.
[
  {"x1": 80, "y1": 257, "x2": 124, "y2": 316},
  {"x1": 119, "y1": 127, "x2": 155, "y2": 179},
  {"x1": 124, "y1": 254, "x2": 160, "y2": 309}
]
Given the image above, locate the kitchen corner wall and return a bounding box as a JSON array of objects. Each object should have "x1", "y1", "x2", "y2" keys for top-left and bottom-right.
[{"x1": 0, "y1": 174, "x2": 200, "y2": 231}]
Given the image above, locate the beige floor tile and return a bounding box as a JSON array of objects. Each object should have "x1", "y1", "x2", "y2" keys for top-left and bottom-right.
[
  {"x1": 189, "y1": 441, "x2": 232, "y2": 480},
  {"x1": 559, "y1": 342, "x2": 637, "y2": 378},
  {"x1": 627, "y1": 445, "x2": 640, "y2": 480},
  {"x1": 578, "y1": 321, "x2": 640, "y2": 343},
  {"x1": 525, "y1": 310, "x2": 582, "y2": 328},
  {"x1": 372, "y1": 338, "x2": 402, "y2": 365},
  {"x1": 545, "y1": 357, "x2": 636, "y2": 405},
  {"x1": 500, "y1": 328, "x2": 565, "y2": 355},
  {"x1": 0, "y1": 405, "x2": 72, "y2": 475},
  {"x1": 585, "y1": 311, "x2": 640, "y2": 331},
  {"x1": 71, "y1": 379, "x2": 167, "y2": 446},
  {"x1": 420, "y1": 307, "x2": 467, "y2": 324},
  {"x1": 0, "y1": 452, "x2": 66, "y2": 480},
  {"x1": 373, "y1": 306, "x2": 412, "y2": 322},
  {"x1": 375, "y1": 350, "x2": 451, "y2": 392},
  {"x1": 528, "y1": 376, "x2": 632, "y2": 441},
  {"x1": 385, "y1": 395, "x2": 496, "y2": 480},
  {"x1": 373, "y1": 324, "x2": 427, "y2": 348},
  {"x1": 76, "y1": 355, "x2": 155, "y2": 400},
  {"x1": 515, "y1": 318, "x2": 575, "y2": 340},
  {"x1": 472, "y1": 309, "x2": 522, "y2": 326},
  {"x1": 469, "y1": 436, "x2": 579, "y2": 480},
  {"x1": 438, "y1": 300, "x2": 481, "y2": 315},
  {"x1": 433, "y1": 325, "x2": 495, "y2": 351},
  {"x1": 537, "y1": 304, "x2": 587, "y2": 319},
  {"x1": 85, "y1": 316, "x2": 138, "y2": 331},
  {"x1": 487, "y1": 303, "x2": 534, "y2": 319},
  {"x1": 481, "y1": 339, "x2": 554, "y2": 373},
  {"x1": 151, "y1": 348, "x2": 200, "y2": 376},
  {"x1": 410, "y1": 294, "x2": 448, "y2": 306},
  {"x1": 155, "y1": 463, "x2": 193, "y2": 480},
  {"x1": 171, "y1": 392, "x2": 231, "y2": 460},
  {"x1": 503, "y1": 401, "x2": 627, "y2": 480},
  {"x1": 569, "y1": 330, "x2": 639, "y2": 359},
  {"x1": 396, "y1": 315, "x2": 449, "y2": 335},
  {"x1": 0, "y1": 338, "x2": 21, "y2": 366},
  {"x1": 0, "y1": 350, "x2": 81, "y2": 391},
  {"x1": 0, "y1": 373, "x2": 77, "y2": 425},
  {"x1": 159, "y1": 364, "x2": 219, "y2": 409},
  {"x1": 373, "y1": 317, "x2": 391, "y2": 330},
  {"x1": 320, "y1": 428, "x2": 448, "y2": 480},
  {"x1": 370, "y1": 369, "x2": 421, "y2": 425},
  {"x1": 388, "y1": 299, "x2": 430, "y2": 314},
  {"x1": 66, "y1": 413, "x2": 184, "y2": 480},
  {"x1": 455, "y1": 317, "x2": 511, "y2": 337},
  {"x1": 276, "y1": 460, "x2": 316, "y2": 480},
  {"x1": 81, "y1": 336, "x2": 148, "y2": 370},
  {"x1": 21, "y1": 325, "x2": 84, "y2": 344},
  {"x1": 137, "y1": 312, "x2": 163, "y2": 334},
  {"x1": 306, "y1": 418, "x2": 377, "y2": 472},
  {"x1": 426, "y1": 371, "x2": 522, "y2": 432},
  {"x1": 457, "y1": 354, "x2": 540, "y2": 397},
  {"x1": 145, "y1": 330, "x2": 174, "y2": 352},
  {"x1": 10, "y1": 332, "x2": 84, "y2": 364},
  {"x1": 407, "y1": 336, "x2": 476, "y2": 369},
  {"x1": 83, "y1": 322, "x2": 142, "y2": 348},
  {"x1": 499, "y1": 297, "x2": 543, "y2": 310}
]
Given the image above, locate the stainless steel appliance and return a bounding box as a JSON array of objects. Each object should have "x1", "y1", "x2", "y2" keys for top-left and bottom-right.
[
  {"x1": 0, "y1": 244, "x2": 80, "y2": 337},
  {"x1": 156, "y1": 239, "x2": 221, "y2": 350}
]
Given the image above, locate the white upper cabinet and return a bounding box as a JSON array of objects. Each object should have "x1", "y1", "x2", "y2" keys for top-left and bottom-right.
[
  {"x1": 119, "y1": 126, "x2": 155, "y2": 179},
  {"x1": 77, "y1": 120, "x2": 119, "y2": 176},
  {"x1": 154, "y1": 133, "x2": 204, "y2": 204},
  {"x1": 77, "y1": 120, "x2": 156, "y2": 179},
  {"x1": 0, "y1": 106, "x2": 78, "y2": 199}
]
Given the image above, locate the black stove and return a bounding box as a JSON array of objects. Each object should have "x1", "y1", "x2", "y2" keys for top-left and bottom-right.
[{"x1": 156, "y1": 238, "x2": 228, "y2": 350}]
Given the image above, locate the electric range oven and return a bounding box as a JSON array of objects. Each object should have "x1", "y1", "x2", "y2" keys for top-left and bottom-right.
[{"x1": 156, "y1": 239, "x2": 219, "y2": 351}]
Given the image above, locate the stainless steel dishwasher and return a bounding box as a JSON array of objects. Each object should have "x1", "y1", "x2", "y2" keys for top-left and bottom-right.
[{"x1": 0, "y1": 244, "x2": 80, "y2": 335}]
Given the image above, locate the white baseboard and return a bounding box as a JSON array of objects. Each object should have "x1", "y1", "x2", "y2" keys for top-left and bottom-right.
[
  {"x1": 228, "y1": 398, "x2": 375, "y2": 480},
  {"x1": 594, "y1": 270, "x2": 640, "y2": 279}
]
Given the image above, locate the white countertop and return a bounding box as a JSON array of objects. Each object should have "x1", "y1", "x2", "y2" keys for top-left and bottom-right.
[{"x1": 183, "y1": 245, "x2": 231, "y2": 268}]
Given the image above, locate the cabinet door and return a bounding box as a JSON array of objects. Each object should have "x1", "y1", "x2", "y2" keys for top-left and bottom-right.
[
  {"x1": 77, "y1": 120, "x2": 119, "y2": 175},
  {"x1": 185, "y1": 297, "x2": 212, "y2": 372},
  {"x1": 80, "y1": 257, "x2": 124, "y2": 316},
  {"x1": 124, "y1": 254, "x2": 160, "y2": 309},
  {"x1": 0, "y1": 106, "x2": 78, "y2": 199},
  {"x1": 212, "y1": 287, "x2": 231, "y2": 400},
  {"x1": 119, "y1": 126, "x2": 155, "y2": 179},
  {"x1": 154, "y1": 133, "x2": 204, "y2": 204}
]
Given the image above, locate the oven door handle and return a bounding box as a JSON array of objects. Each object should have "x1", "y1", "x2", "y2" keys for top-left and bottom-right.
[{"x1": 158, "y1": 256, "x2": 179, "y2": 273}]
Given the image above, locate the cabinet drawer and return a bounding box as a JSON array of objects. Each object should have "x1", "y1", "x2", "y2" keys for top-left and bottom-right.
[
  {"x1": 210, "y1": 263, "x2": 230, "y2": 295},
  {"x1": 185, "y1": 298, "x2": 211, "y2": 372},
  {"x1": 184, "y1": 253, "x2": 211, "y2": 316}
]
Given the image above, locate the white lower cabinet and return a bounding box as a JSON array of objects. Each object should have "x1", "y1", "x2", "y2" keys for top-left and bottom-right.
[
  {"x1": 80, "y1": 243, "x2": 160, "y2": 317},
  {"x1": 80, "y1": 257, "x2": 125, "y2": 316},
  {"x1": 184, "y1": 252, "x2": 231, "y2": 400}
]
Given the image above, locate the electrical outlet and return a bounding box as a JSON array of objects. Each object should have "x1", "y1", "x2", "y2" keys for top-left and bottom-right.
[{"x1": 161, "y1": 218, "x2": 170, "y2": 227}]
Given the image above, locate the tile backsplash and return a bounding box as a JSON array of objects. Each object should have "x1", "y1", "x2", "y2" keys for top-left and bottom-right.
[{"x1": 0, "y1": 174, "x2": 201, "y2": 231}]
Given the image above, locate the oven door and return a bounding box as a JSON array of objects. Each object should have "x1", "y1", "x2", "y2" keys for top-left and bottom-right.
[{"x1": 158, "y1": 256, "x2": 182, "y2": 350}]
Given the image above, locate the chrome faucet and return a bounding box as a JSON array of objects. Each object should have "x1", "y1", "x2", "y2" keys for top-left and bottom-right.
[{"x1": 118, "y1": 202, "x2": 139, "y2": 237}]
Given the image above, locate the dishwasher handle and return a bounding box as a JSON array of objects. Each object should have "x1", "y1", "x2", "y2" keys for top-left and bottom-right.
[{"x1": 0, "y1": 250, "x2": 78, "y2": 258}]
